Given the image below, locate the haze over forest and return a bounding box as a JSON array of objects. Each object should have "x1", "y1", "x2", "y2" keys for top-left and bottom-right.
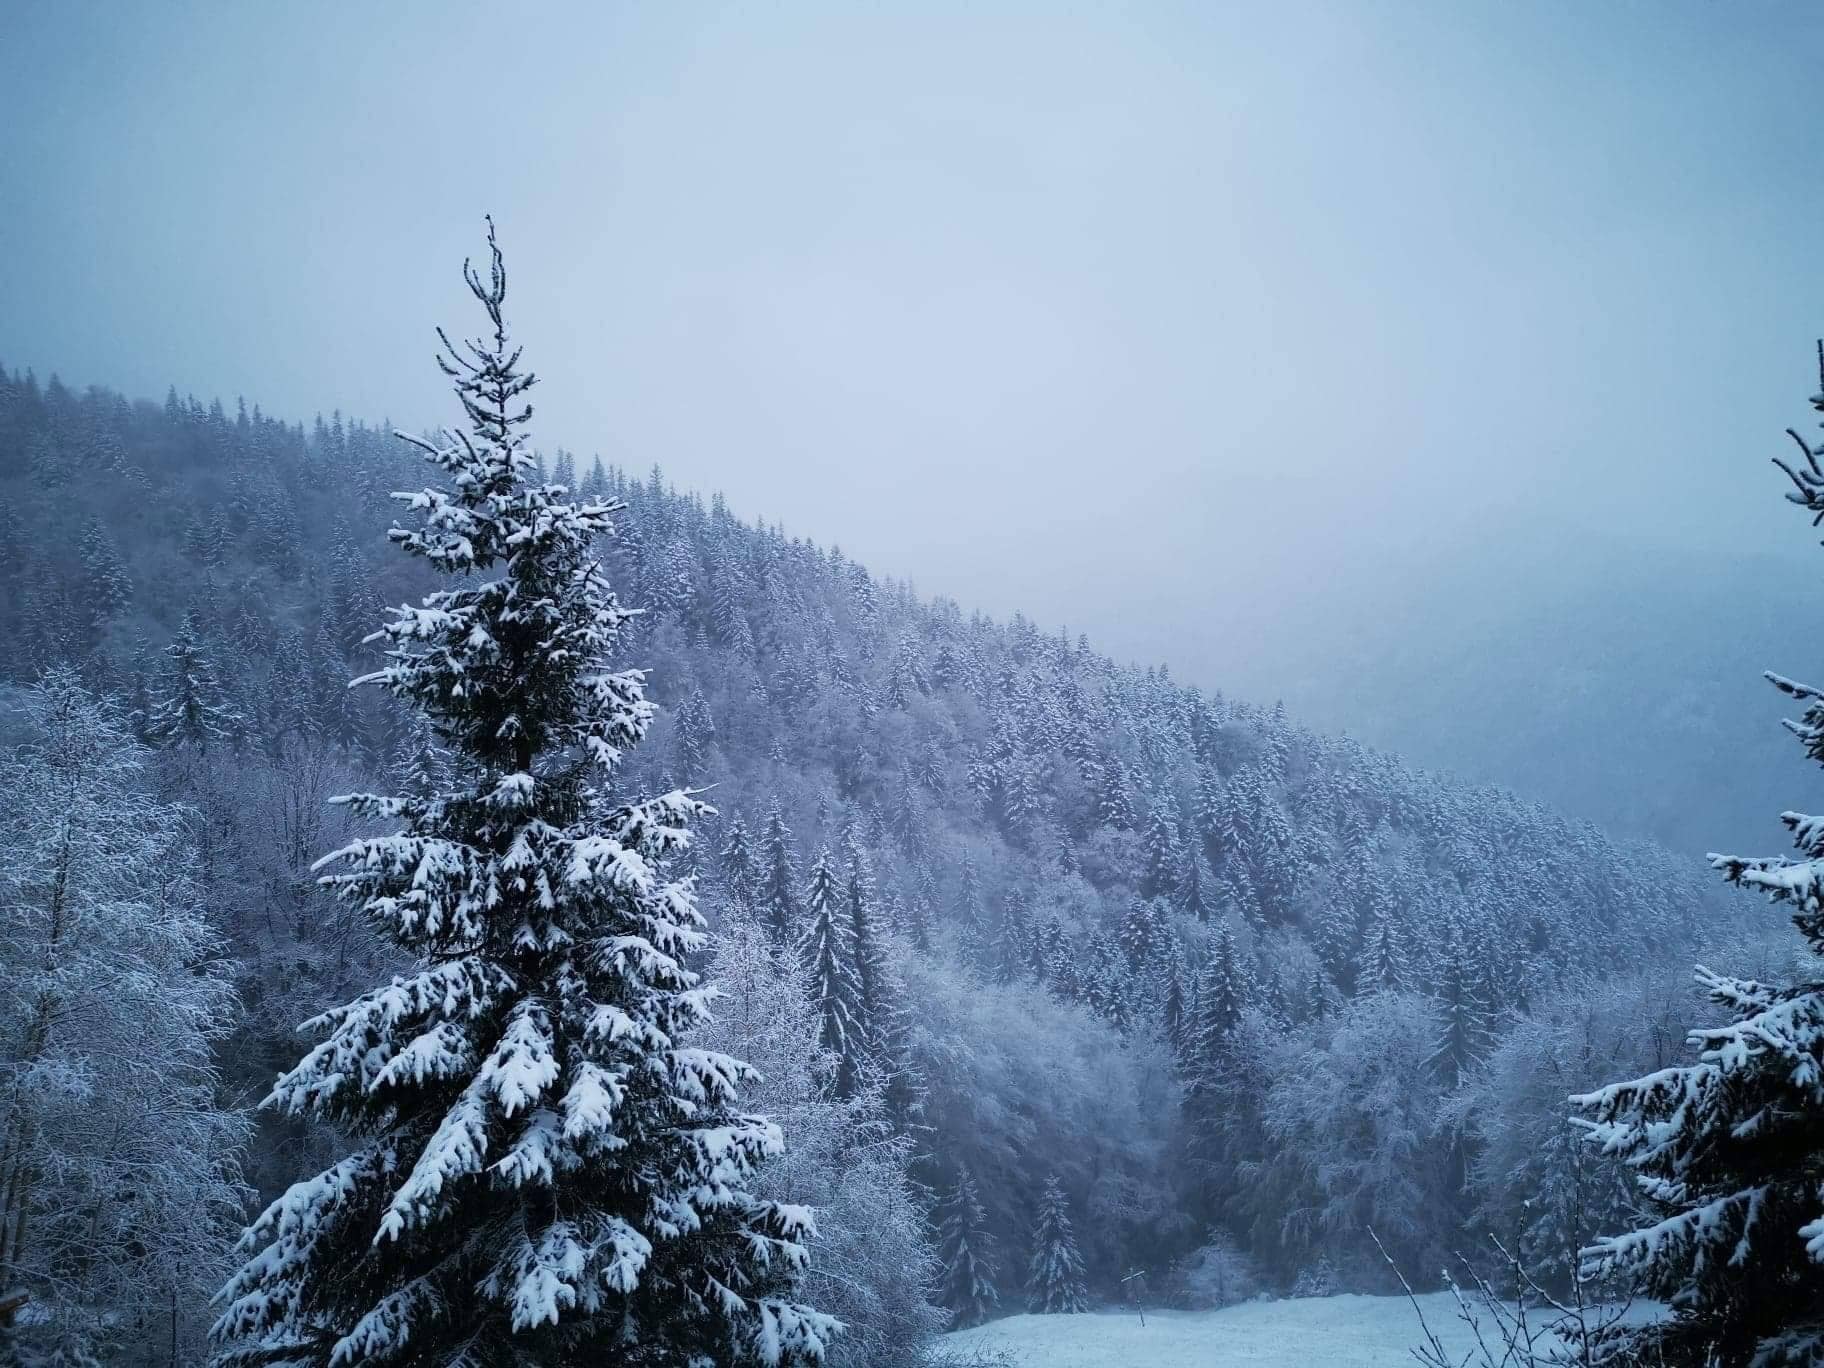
[{"x1": 8, "y1": 2, "x2": 1824, "y2": 853}]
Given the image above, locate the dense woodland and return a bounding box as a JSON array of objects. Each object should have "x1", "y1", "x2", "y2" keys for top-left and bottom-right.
[{"x1": 0, "y1": 268, "x2": 1800, "y2": 1365}]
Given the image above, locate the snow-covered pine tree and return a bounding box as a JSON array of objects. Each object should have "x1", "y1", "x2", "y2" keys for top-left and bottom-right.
[
  {"x1": 1096, "y1": 756, "x2": 1136, "y2": 831},
  {"x1": 1314, "y1": 868, "x2": 1363, "y2": 996},
  {"x1": 903, "y1": 885, "x2": 934, "y2": 952},
  {"x1": 935, "y1": 1167, "x2": 999, "y2": 1330},
  {"x1": 1572, "y1": 362, "x2": 1824, "y2": 1365},
  {"x1": 1024, "y1": 1175, "x2": 1088, "y2": 1314},
  {"x1": 1181, "y1": 918, "x2": 1254, "y2": 1172},
  {"x1": 1193, "y1": 767, "x2": 1227, "y2": 860},
  {"x1": 1178, "y1": 847, "x2": 1218, "y2": 922},
  {"x1": 79, "y1": 517, "x2": 132, "y2": 630},
  {"x1": 954, "y1": 855, "x2": 986, "y2": 948},
  {"x1": 1222, "y1": 863, "x2": 1262, "y2": 931},
  {"x1": 1430, "y1": 921, "x2": 1491, "y2": 1087},
  {"x1": 719, "y1": 812, "x2": 760, "y2": 918},
  {"x1": 1192, "y1": 919, "x2": 1250, "y2": 1056},
  {"x1": 212, "y1": 222, "x2": 832, "y2": 1368},
  {"x1": 1140, "y1": 803, "x2": 1183, "y2": 902},
  {"x1": 759, "y1": 800, "x2": 802, "y2": 941},
  {"x1": 872, "y1": 980, "x2": 927, "y2": 1140},
  {"x1": 674, "y1": 688, "x2": 715, "y2": 780},
  {"x1": 842, "y1": 848, "x2": 888, "y2": 1060},
  {"x1": 1357, "y1": 890, "x2": 1407, "y2": 995},
  {"x1": 1119, "y1": 896, "x2": 1167, "y2": 972},
  {"x1": 144, "y1": 609, "x2": 242, "y2": 752},
  {"x1": 1163, "y1": 960, "x2": 1190, "y2": 1055},
  {"x1": 801, "y1": 846, "x2": 865, "y2": 1099},
  {"x1": 392, "y1": 718, "x2": 448, "y2": 802},
  {"x1": 989, "y1": 889, "x2": 1032, "y2": 985},
  {"x1": 1083, "y1": 929, "x2": 1134, "y2": 1034}
]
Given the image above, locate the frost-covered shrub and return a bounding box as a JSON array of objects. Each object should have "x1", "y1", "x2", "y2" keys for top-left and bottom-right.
[
  {"x1": 1290, "y1": 1257, "x2": 1340, "y2": 1299},
  {"x1": 1170, "y1": 1234, "x2": 1264, "y2": 1310}
]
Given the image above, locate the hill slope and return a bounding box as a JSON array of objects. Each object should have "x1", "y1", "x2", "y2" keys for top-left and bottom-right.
[{"x1": 0, "y1": 365, "x2": 1757, "y2": 1331}]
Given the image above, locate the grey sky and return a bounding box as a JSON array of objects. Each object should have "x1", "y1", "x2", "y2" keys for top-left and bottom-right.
[{"x1": 6, "y1": 1, "x2": 1824, "y2": 831}]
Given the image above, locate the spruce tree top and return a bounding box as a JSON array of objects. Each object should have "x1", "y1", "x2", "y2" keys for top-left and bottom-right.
[{"x1": 212, "y1": 222, "x2": 832, "y2": 1367}]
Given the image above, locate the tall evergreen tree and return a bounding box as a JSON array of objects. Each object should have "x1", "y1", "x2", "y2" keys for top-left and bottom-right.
[
  {"x1": 1187, "y1": 919, "x2": 1251, "y2": 1085},
  {"x1": 392, "y1": 718, "x2": 449, "y2": 802},
  {"x1": 1140, "y1": 802, "x2": 1184, "y2": 902},
  {"x1": 1118, "y1": 896, "x2": 1168, "y2": 972},
  {"x1": 1574, "y1": 371, "x2": 1824, "y2": 1365},
  {"x1": 800, "y1": 847, "x2": 864, "y2": 1099},
  {"x1": 1314, "y1": 875, "x2": 1363, "y2": 996},
  {"x1": 78, "y1": 517, "x2": 132, "y2": 629},
  {"x1": 759, "y1": 800, "x2": 801, "y2": 941},
  {"x1": 1024, "y1": 1175, "x2": 1088, "y2": 1314},
  {"x1": 935, "y1": 1167, "x2": 999, "y2": 1330},
  {"x1": 144, "y1": 610, "x2": 242, "y2": 753},
  {"x1": 1178, "y1": 847, "x2": 1218, "y2": 922},
  {"x1": 987, "y1": 889, "x2": 1032, "y2": 985},
  {"x1": 903, "y1": 886, "x2": 935, "y2": 952},
  {"x1": 1357, "y1": 891, "x2": 1407, "y2": 996},
  {"x1": 843, "y1": 847, "x2": 889, "y2": 1057},
  {"x1": 674, "y1": 688, "x2": 715, "y2": 779},
  {"x1": 1162, "y1": 961, "x2": 1190, "y2": 1056},
  {"x1": 212, "y1": 224, "x2": 831, "y2": 1367},
  {"x1": 1430, "y1": 922, "x2": 1492, "y2": 1087},
  {"x1": 954, "y1": 855, "x2": 986, "y2": 947},
  {"x1": 719, "y1": 813, "x2": 760, "y2": 917}
]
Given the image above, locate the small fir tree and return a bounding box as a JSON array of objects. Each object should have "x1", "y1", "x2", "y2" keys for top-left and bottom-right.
[
  {"x1": 144, "y1": 610, "x2": 242, "y2": 753},
  {"x1": 79, "y1": 517, "x2": 132, "y2": 628},
  {"x1": 1024, "y1": 1176, "x2": 1089, "y2": 1314},
  {"x1": 759, "y1": 800, "x2": 802, "y2": 941},
  {"x1": 844, "y1": 848, "x2": 888, "y2": 1057},
  {"x1": 800, "y1": 847, "x2": 864, "y2": 1099},
  {"x1": 719, "y1": 813, "x2": 760, "y2": 917},
  {"x1": 935, "y1": 1167, "x2": 999, "y2": 1330},
  {"x1": 1140, "y1": 803, "x2": 1183, "y2": 902}
]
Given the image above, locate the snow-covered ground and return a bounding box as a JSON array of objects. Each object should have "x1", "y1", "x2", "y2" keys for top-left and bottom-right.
[{"x1": 940, "y1": 1292, "x2": 1648, "y2": 1367}]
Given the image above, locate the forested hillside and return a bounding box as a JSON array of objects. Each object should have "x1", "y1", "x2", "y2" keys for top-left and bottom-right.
[{"x1": 0, "y1": 362, "x2": 1761, "y2": 1362}]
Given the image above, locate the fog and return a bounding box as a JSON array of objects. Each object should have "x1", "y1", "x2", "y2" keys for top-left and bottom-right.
[{"x1": 6, "y1": 0, "x2": 1823, "y2": 852}]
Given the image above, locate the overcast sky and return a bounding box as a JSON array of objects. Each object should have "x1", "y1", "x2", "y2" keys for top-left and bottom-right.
[{"x1": 6, "y1": 2, "x2": 1824, "y2": 782}]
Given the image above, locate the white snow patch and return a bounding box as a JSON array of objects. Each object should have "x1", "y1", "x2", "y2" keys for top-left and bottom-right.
[{"x1": 940, "y1": 1292, "x2": 1659, "y2": 1368}]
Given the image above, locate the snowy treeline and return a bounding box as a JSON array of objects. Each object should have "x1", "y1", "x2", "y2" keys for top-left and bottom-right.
[{"x1": 0, "y1": 281, "x2": 1770, "y2": 1359}]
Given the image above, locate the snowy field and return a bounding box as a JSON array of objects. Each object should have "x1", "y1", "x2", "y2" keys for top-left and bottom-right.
[{"x1": 940, "y1": 1292, "x2": 1649, "y2": 1367}]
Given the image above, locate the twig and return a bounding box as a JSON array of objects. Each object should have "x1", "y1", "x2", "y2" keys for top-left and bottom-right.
[{"x1": 1370, "y1": 1227, "x2": 1467, "y2": 1368}]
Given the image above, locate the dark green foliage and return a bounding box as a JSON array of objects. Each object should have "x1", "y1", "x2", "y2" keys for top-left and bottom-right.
[{"x1": 935, "y1": 1168, "x2": 999, "y2": 1330}]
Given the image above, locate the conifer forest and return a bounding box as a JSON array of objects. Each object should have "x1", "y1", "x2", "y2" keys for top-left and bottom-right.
[{"x1": 5, "y1": 5, "x2": 1824, "y2": 1366}]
